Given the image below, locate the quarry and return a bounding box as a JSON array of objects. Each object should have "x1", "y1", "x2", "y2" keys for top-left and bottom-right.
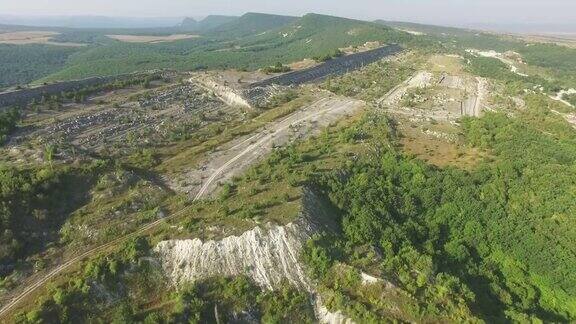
[
  {"x1": 0, "y1": 48, "x2": 485, "y2": 322},
  {"x1": 1, "y1": 10, "x2": 576, "y2": 322}
]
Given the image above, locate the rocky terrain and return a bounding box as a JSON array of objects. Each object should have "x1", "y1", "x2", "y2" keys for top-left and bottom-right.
[
  {"x1": 155, "y1": 188, "x2": 331, "y2": 290},
  {"x1": 166, "y1": 94, "x2": 364, "y2": 197}
]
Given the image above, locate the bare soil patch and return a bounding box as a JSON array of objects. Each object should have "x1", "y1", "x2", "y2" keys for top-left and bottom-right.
[
  {"x1": 106, "y1": 34, "x2": 200, "y2": 43},
  {"x1": 289, "y1": 59, "x2": 318, "y2": 71},
  {"x1": 0, "y1": 31, "x2": 84, "y2": 46},
  {"x1": 519, "y1": 33, "x2": 576, "y2": 48},
  {"x1": 398, "y1": 118, "x2": 485, "y2": 169}
]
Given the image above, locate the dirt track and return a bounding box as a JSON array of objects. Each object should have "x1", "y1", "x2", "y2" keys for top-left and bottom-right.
[
  {"x1": 0, "y1": 93, "x2": 364, "y2": 320},
  {"x1": 170, "y1": 95, "x2": 364, "y2": 197}
]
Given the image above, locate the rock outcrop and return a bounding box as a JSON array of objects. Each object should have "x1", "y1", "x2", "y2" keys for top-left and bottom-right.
[
  {"x1": 192, "y1": 77, "x2": 252, "y2": 109},
  {"x1": 154, "y1": 187, "x2": 356, "y2": 323},
  {"x1": 154, "y1": 188, "x2": 334, "y2": 291}
]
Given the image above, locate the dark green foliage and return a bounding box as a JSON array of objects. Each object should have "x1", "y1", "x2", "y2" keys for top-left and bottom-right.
[
  {"x1": 17, "y1": 279, "x2": 92, "y2": 323},
  {"x1": 0, "y1": 108, "x2": 21, "y2": 143},
  {"x1": 305, "y1": 104, "x2": 576, "y2": 321},
  {"x1": 301, "y1": 234, "x2": 339, "y2": 279},
  {"x1": 39, "y1": 14, "x2": 414, "y2": 83},
  {"x1": 467, "y1": 56, "x2": 515, "y2": 80},
  {"x1": 0, "y1": 161, "x2": 106, "y2": 275},
  {"x1": 0, "y1": 44, "x2": 80, "y2": 88},
  {"x1": 262, "y1": 62, "x2": 292, "y2": 74},
  {"x1": 125, "y1": 148, "x2": 159, "y2": 169},
  {"x1": 323, "y1": 60, "x2": 415, "y2": 101},
  {"x1": 563, "y1": 93, "x2": 576, "y2": 106},
  {"x1": 466, "y1": 55, "x2": 564, "y2": 94},
  {"x1": 313, "y1": 49, "x2": 344, "y2": 62},
  {"x1": 167, "y1": 277, "x2": 314, "y2": 323},
  {"x1": 259, "y1": 89, "x2": 298, "y2": 109},
  {"x1": 258, "y1": 284, "x2": 315, "y2": 323},
  {"x1": 206, "y1": 12, "x2": 297, "y2": 39},
  {"x1": 50, "y1": 31, "x2": 115, "y2": 45}
]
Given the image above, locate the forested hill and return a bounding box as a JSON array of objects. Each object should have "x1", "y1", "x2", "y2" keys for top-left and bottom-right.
[
  {"x1": 178, "y1": 15, "x2": 239, "y2": 32},
  {"x1": 3, "y1": 13, "x2": 413, "y2": 87},
  {"x1": 205, "y1": 12, "x2": 298, "y2": 38}
]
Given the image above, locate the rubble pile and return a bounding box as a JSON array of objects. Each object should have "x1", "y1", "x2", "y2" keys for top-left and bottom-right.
[
  {"x1": 243, "y1": 84, "x2": 291, "y2": 108},
  {"x1": 138, "y1": 84, "x2": 222, "y2": 112},
  {"x1": 8, "y1": 81, "x2": 233, "y2": 158}
]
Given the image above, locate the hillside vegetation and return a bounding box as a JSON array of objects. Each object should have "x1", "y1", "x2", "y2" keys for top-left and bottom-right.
[
  {"x1": 1, "y1": 13, "x2": 415, "y2": 86},
  {"x1": 206, "y1": 12, "x2": 297, "y2": 38},
  {"x1": 379, "y1": 20, "x2": 576, "y2": 88},
  {"x1": 0, "y1": 44, "x2": 81, "y2": 88},
  {"x1": 305, "y1": 98, "x2": 576, "y2": 322}
]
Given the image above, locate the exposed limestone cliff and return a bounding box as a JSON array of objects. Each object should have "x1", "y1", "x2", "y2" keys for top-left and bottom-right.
[
  {"x1": 154, "y1": 188, "x2": 333, "y2": 290},
  {"x1": 155, "y1": 220, "x2": 313, "y2": 290},
  {"x1": 192, "y1": 77, "x2": 252, "y2": 109},
  {"x1": 154, "y1": 188, "x2": 355, "y2": 323}
]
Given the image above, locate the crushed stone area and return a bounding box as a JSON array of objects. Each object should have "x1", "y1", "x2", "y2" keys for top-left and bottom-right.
[{"x1": 167, "y1": 95, "x2": 364, "y2": 198}]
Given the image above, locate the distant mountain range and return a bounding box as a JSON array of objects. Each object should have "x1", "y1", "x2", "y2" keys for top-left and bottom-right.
[
  {"x1": 179, "y1": 15, "x2": 239, "y2": 32},
  {"x1": 0, "y1": 15, "x2": 183, "y2": 29},
  {"x1": 463, "y1": 23, "x2": 576, "y2": 35},
  {"x1": 1, "y1": 13, "x2": 574, "y2": 35}
]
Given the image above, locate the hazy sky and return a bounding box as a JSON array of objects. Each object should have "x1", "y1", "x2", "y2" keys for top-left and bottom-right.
[{"x1": 1, "y1": 0, "x2": 574, "y2": 25}]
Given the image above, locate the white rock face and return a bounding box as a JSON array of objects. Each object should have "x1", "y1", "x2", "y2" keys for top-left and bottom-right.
[
  {"x1": 193, "y1": 78, "x2": 252, "y2": 109},
  {"x1": 155, "y1": 220, "x2": 314, "y2": 290},
  {"x1": 154, "y1": 189, "x2": 330, "y2": 291},
  {"x1": 154, "y1": 189, "x2": 356, "y2": 324},
  {"x1": 316, "y1": 298, "x2": 356, "y2": 324}
]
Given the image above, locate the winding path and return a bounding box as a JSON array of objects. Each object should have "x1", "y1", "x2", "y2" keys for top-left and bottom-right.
[{"x1": 0, "y1": 95, "x2": 362, "y2": 320}]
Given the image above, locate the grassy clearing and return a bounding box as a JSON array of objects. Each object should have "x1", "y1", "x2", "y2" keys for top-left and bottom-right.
[
  {"x1": 427, "y1": 54, "x2": 465, "y2": 74},
  {"x1": 398, "y1": 119, "x2": 486, "y2": 169}
]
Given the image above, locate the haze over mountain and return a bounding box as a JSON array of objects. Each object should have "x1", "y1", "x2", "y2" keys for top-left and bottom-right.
[
  {"x1": 1, "y1": 0, "x2": 575, "y2": 33},
  {"x1": 0, "y1": 15, "x2": 183, "y2": 29}
]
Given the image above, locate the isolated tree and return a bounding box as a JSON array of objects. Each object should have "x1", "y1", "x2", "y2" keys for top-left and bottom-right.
[{"x1": 44, "y1": 144, "x2": 56, "y2": 169}]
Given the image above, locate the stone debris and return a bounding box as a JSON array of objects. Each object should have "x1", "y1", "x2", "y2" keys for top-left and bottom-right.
[
  {"x1": 154, "y1": 188, "x2": 355, "y2": 323},
  {"x1": 139, "y1": 84, "x2": 222, "y2": 112},
  {"x1": 154, "y1": 188, "x2": 331, "y2": 291},
  {"x1": 7, "y1": 81, "x2": 233, "y2": 156}
]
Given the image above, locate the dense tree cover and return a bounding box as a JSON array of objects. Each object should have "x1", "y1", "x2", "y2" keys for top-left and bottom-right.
[
  {"x1": 17, "y1": 237, "x2": 153, "y2": 323},
  {"x1": 466, "y1": 55, "x2": 565, "y2": 94},
  {"x1": 261, "y1": 62, "x2": 292, "y2": 74},
  {"x1": 313, "y1": 49, "x2": 344, "y2": 62},
  {"x1": 206, "y1": 12, "x2": 297, "y2": 39},
  {"x1": 304, "y1": 98, "x2": 576, "y2": 322},
  {"x1": 0, "y1": 161, "x2": 106, "y2": 276},
  {"x1": 0, "y1": 108, "x2": 21, "y2": 143},
  {"x1": 39, "y1": 14, "x2": 419, "y2": 83},
  {"x1": 0, "y1": 14, "x2": 438, "y2": 88},
  {"x1": 164, "y1": 277, "x2": 314, "y2": 323},
  {"x1": 0, "y1": 44, "x2": 80, "y2": 88}
]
